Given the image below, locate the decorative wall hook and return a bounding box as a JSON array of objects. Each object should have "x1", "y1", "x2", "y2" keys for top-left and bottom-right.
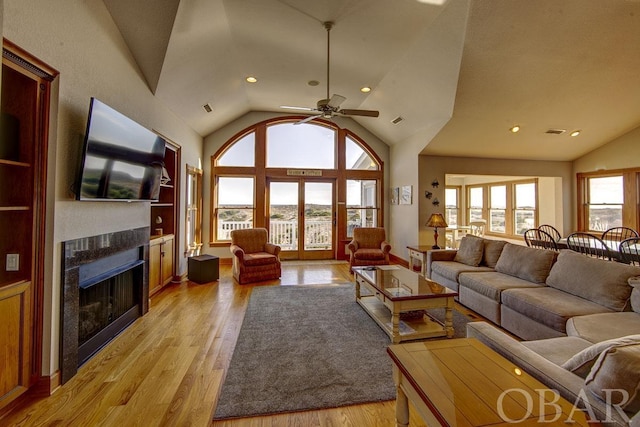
[
  {"x1": 425, "y1": 191, "x2": 433, "y2": 199},
  {"x1": 431, "y1": 179, "x2": 439, "y2": 188},
  {"x1": 432, "y1": 197, "x2": 440, "y2": 206}
]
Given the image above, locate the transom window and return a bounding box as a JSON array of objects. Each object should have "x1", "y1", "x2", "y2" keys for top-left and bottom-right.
[{"x1": 266, "y1": 123, "x2": 335, "y2": 169}]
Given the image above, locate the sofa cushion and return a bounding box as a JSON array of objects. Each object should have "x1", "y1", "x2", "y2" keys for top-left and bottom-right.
[
  {"x1": 561, "y1": 334, "x2": 640, "y2": 378},
  {"x1": 431, "y1": 261, "x2": 493, "y2": 283},
  {"x1": 494, "y1": 243, "x2": 557, "y2": 284},
  {"x1": 454, "y1": 236, "x2": 484, "y2": 266},
  {"x1": 458, "y1": 271, "x2": 543, "y2": 302},
  {"x1": 546, "y1": 250, "x2": 640, "y2": 311},
  {"x1": 501, "y1": 287, "x2": 614, "y2": 333},
  {"x1": 631, "y1": 276, "x2": 640, "y2": 313},
  {"x1": 482, "y1": 239, "x2": 507, "y2": 268},
  {"x1": 243, "y1": 252, "x2": 279, "y2": 266},
  {"x1": 523, "y1": 336, "x2": 593, "y2": 366},
  {"x1": 585, "y1": 343, "x2": 640, "y2": 413},
  {"x1": 566, "y1": 312, "x2": 640, "y2": 343}
]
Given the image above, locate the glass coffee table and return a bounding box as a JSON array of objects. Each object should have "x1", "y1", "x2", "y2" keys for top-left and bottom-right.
[{"x1": 352, "y1": 265, "x2": 458, "y2": 343}]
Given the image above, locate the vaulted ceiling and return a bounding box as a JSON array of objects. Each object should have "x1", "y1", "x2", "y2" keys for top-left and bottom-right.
[{"x1": 104, "y1": 0, "x2": 640, "y2": 161}]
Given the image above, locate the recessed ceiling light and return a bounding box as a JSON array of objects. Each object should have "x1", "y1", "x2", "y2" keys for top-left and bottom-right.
[
  {"x1": 510, "y1": 125, "x2": 520, "y2": 133},
  {"x1": 246, "y1": 76, "x2": 257, "y2": 83},
  {"x1": 360, "y1": 86, "x2": 371, "y2": 93},
  {"x1": 308, "y1": 80, "x2": 320, "y2": 87},
  {"x1": 570, "y1": 130, "x2": 581, "y2": 137}
]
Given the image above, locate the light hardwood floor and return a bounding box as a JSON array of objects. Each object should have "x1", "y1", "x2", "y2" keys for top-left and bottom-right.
[{"x1": 1, "y1": 261, "x2": 429, "y2": 427}]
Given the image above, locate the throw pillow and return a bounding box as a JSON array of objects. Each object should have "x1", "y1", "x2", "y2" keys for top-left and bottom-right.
[
  {"x1": 584, "y1": 343, "x2": 640, "y2": 414},
  {"x1": 494, "y1": 243, "x2": 557, "y2": 283},
  {"x1": 562, "y1": 334, "x2": 640, "y2": 378},
  {"x1": 454, "y1": 235, "x2": 484, "y2": 267},
  {"x1": 483, "y1": 239, "x2": 507, "y2": 268}
]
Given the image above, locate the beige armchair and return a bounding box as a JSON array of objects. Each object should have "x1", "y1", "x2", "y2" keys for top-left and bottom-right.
[
  {"x1": 348, "y1": 227, "x2": 391, "y2": 273},
  {"x1": 229, "y1": 228, "x2": 281, "y2": 284}
]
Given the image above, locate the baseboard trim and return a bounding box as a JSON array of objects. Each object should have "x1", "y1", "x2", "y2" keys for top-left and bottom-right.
[
  {"x1": 30, "y1": 371, "x2": 60, "y2": 396},
  {"x1": 390, "y1": 253, "x2": 409, "y2": 269}
]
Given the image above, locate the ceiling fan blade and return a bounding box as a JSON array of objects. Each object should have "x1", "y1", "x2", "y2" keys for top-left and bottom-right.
[
  {"x1": 327, "y1": 94, "x2": 346, "y2": 109},
  {"x1": 280, "y1": 105, "x2": 316, "y2": 111},
  {"x1": 294, "y1": 114, "x2": 321, "y2": 125},
  {"x1": 339, "y1": 109, "x2": 380, "y2": 118}
]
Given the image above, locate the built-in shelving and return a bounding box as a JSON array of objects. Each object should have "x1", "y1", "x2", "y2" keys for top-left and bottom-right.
[{"x1": 149, "y1": 140, "x2": 180, "y2": 293}]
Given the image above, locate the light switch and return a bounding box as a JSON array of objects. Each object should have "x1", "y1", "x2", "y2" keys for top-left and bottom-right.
[{"x1": 6, "y1": 254, "x2": 19, "y2": 271}]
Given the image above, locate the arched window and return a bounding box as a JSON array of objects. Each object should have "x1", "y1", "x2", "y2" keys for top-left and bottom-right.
[{"x1": 211, "y1": 117, "x2": 384, "y2": 260}]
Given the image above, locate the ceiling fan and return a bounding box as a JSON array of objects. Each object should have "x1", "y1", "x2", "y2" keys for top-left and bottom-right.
[{"x1": 280, "y1": 21, "x2": 379, "y2": 124}]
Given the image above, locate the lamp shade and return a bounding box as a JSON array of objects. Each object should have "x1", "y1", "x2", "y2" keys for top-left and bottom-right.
[{"x1": 426, "y1": 213, "x2": 448, "y2": 228}]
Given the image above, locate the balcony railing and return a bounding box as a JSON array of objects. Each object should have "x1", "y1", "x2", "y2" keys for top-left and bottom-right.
[{"x1": 220, "y1": 220, "x2": 345, "y2": 251}]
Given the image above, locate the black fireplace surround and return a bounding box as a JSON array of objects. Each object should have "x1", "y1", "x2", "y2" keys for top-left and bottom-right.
[{"x1": 61, "y1": 227, "x2": 150, "y2": 384}]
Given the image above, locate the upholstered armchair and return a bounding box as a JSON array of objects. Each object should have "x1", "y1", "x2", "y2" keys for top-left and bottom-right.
[
  {"x1": 348, "y1": 227, "x2": 391, "y2": 273},
  {"x1": 229, "y1": 228, "x2": 281, "y2": 284}
]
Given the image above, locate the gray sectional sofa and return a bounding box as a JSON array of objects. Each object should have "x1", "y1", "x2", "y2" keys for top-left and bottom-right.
[
  {"x1": 425, "y1": 235, "x2": 640, "y2": 426},
  {"x1": 427, "y1": 236, "x2": 640, "y2": 341}
]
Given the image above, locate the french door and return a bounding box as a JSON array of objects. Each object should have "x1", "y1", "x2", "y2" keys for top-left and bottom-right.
[{"x1": 267, "y1": 179, "x2": 335, "y2": 260}]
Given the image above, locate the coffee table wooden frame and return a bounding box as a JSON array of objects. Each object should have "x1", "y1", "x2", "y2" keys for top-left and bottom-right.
[{"x1": 353, "y1": 266, "x2": 457, "y2": 343}]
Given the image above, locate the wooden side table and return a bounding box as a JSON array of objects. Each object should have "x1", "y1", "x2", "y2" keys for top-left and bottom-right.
[{"x1": 387, "y1": 338, "x2": 596, "y2": 427}]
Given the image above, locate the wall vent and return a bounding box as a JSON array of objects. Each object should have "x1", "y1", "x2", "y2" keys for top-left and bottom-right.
[
  {"x1": 202, "y1": 103, "x2": 213, "y2": 113},
  {"x1": 545, "y1": 128, "x2": 566, "y2": 135},
  {"x1": 391, "y1": 116, "x2": 403, "y2": 125}
]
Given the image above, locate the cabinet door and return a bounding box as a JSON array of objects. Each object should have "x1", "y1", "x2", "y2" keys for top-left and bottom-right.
[
  {"x1": 0, "y1": 281, "x2": 31, "y2": 408},
  {"x1": 161, "y1": 238, "x2": 174, "y2": 285},
  {"x1": 149, "y1": 242, "x2": 161, "y2": 294}
]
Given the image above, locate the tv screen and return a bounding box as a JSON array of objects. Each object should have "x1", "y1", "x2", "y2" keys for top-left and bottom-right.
[{"x1": 76, "y1": 98, "x2": 166, "y2": 201}]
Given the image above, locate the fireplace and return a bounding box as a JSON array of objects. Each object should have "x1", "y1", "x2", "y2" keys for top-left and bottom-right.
[{"x1": 61, "y1": 227, "x2": 150, "y2": 384}]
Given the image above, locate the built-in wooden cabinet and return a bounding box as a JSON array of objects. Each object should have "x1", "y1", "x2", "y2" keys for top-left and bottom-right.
[
  {"x1": 149, "y1": 140, "x2": 179, "y2": 295},
  {"x1": 1, "y1": 41, "x2": 56, "y2": 408},
  {"x1": 149, "y1": 234, "x2": 174, "y2": 296}
]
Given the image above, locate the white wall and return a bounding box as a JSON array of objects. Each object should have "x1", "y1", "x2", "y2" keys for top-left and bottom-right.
[
  {"x1": 201, "y1": 112, "x2": 390, "y2": 260},
  {"x1": 2, "y1": 0, "x2": 202, "y2": 376},
  {"x1": 573, "y1": 125, "x2": 640, "y2": 174}
]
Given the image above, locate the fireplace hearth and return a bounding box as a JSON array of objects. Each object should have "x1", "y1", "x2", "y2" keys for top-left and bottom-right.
[{"x1": 61, "y1": 227, "x2": 150, "y2": 384}]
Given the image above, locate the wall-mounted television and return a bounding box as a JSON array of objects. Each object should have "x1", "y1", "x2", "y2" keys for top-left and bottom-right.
[{"x1": 76, "y1": 98, "x2": 166, "y2": 201}]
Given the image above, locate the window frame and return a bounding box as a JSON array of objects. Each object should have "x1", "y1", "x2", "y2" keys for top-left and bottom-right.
[
  {"x1": 465, "y1": 179, "x2": 538, "y2": 238},
  {"x1": 209, "y1": 117, "x2": 384, "y2": 259},
  {"x1": 577, "y1": 168, "x2": 640, "y2": 232},
  {"x1": 185, "y1": 164, "x2": 203, "y2": 256},
  {"x1": 444, "y1": 186, "x2": 461, "y2": 227}
]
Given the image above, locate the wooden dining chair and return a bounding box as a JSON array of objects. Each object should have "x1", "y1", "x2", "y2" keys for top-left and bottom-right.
[
  {"x1": 566, "y1": 232, "x2": 612, "y2": 260},
  {"x1": 524, "y1": 229, "x2": 559, "y2": 251},
  {"x1": 601, "y1": 227, "x2": 639, "y2": 243},
  {"x1": 618, "y1": 237, "x2": 640, "y2": 266},
  {"x1": 538, "y1": 224, "x2": 561, "y2": 242}
]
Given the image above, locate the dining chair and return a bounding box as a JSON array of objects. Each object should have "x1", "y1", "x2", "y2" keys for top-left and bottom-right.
[
  {"x1": 524, "y1": 228, "x2": 559, "y2": 251},
  {"x1": 538, "y1": 224, "x2": 561, "y2": 242},
  {"x1": 618, "y1": 237, "x2": 640, "y2": 266},
  {"x1": 468, "y1": 219, "x2": 486, "y2": 237},
  {"x1": 601, "y1": 227, "x2": 639, "y2": 243},
  {"x1": 566, "y1": 232, "x2": 612, "y2": 260}
]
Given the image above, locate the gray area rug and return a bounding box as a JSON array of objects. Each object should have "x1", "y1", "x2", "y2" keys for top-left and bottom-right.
[{"x1": 213, "y1": 284, "x2": 471, "y2": 420}]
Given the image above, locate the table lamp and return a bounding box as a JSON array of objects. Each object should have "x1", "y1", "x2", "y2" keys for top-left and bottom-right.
[{"x1": 426, "y1": 213, "x2": 448, "y2": 249}]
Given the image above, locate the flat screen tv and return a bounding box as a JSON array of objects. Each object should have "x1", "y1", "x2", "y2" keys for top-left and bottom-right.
[{"x1": 76, "y1": 98, "x2": 166, "y2": 201}]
